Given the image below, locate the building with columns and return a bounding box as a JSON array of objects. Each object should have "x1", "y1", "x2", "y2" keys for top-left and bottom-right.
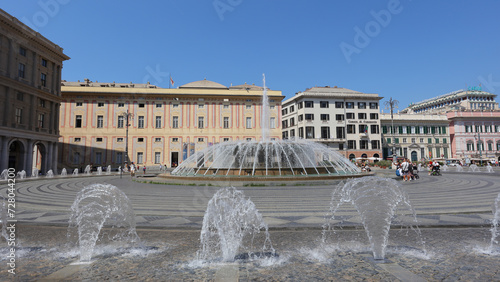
[
  {"x1": 59, "y1": 79, "x2": 283, "y2": 170},
  {"x1": 447, "y1": 110, "x2": 500, "y2": 163},
  {"x1": 0, "y1": 9, "x2": 69, "y2": 175},
  {"x1": 281, "y1": 86, "x2": 383, "y2": 161}
]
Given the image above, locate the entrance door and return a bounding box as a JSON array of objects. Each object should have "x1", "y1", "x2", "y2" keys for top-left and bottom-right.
[
  {"x1": 411, "y1": 151, "x2": 418, "y2": 162},
  {"x1": 171, "y1": 152, "x2": 179, "y2": 167}
]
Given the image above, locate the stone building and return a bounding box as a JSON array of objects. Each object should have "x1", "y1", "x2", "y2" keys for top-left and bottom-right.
[
  {"x1": 59, "y1": 79, "x2": 283, "y2": 169},
  {"x1": 281, "y1": 86, "x2": 383, "y2": 161},
  {"x1": 0, "y1": 9, "x2": 69, "y2": 175}
]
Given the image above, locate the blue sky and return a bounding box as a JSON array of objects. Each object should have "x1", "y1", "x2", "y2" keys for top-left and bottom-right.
[{"x1": 4, "y1": 0, "x2": 500, "y2": 112}]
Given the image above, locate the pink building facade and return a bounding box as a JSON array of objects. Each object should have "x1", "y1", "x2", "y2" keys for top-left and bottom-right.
[{"x1": 447, "y1": 111, "x2": 500, "y2": 162}]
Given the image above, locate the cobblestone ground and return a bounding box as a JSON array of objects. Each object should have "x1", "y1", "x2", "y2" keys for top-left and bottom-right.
[{"x1": 1, "y1": 225, "x2": 499, "y2": 281}]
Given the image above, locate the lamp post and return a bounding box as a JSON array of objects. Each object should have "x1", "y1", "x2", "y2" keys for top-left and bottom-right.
[
  {"x1": 120, "y1": 109, "x2": 134, "y2": 178},
  {"x1": 384, "y1": 97, "x2": 399, "y2": 164}
]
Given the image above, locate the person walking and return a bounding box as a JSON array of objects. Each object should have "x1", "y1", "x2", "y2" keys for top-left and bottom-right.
[
  {"x1": 143, "y1": 166, "x2": 146, "y2": 175},
  {"x1": 130, "y1": 163, "x2": 136, "y2": 177},
  {"x1": 401, "y1": 158, "x2": 410, "y2": 181}
]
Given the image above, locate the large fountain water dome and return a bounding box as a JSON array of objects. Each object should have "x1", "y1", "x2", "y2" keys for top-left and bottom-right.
[{"x1": 170, "y1": 74, "x2": 360, "y2": 179}]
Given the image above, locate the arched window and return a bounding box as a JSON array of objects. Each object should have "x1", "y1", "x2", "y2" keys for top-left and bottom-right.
[
  {"x1": 349, "y1": 154, "x2": 355, "y2": 160},
  {"x1": 361, "y1": 153, "x2": 367, "y2": 158}
]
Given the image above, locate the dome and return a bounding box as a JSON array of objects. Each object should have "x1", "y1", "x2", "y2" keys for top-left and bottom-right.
[{"x1": 179, "y1": 79, "x2": 228, "y2": 89}]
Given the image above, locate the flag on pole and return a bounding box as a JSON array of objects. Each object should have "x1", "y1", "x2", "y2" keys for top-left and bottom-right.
[{"x1": 170, "y1": 75, "x2": 174, "y2": 87}]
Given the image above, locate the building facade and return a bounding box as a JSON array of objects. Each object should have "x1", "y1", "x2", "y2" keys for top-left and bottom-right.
[
  {"x1": 447, "y1": 110, "x2": 500, "y2": 162},
  {"x1": 380, "y1": 113, "x2": 451, "y2": 161},
  {"x1": 0, "y1": 9, "x2": 69, "y2": 175},
  {"x1": 59, "y1": 79, "x2": 283, "y2": 169},
  {"x1": 281, "y1": 86, "x2": 383, "y2": 160}
]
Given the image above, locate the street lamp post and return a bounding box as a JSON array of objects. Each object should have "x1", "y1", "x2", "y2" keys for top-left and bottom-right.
[
  {"x1": 384, "y1": 98, "x2": 399, "y2": 164},
  {"x1": 120, "y1": 109, "x2": 134, "y2": 178}
]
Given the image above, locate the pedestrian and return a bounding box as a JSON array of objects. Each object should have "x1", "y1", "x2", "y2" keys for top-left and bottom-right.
[
  {"x1": 401, "y1": 158, "x2": 410, "y2": 181},
  {"x1": 130, "y1": 163, "x2": 136, "y2": 177},
  {"x1": 143, "y1": 166, "x2": 146, "y2": 174}
]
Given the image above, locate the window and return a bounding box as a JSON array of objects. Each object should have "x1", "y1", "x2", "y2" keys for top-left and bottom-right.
[
  {"x1": 223, "y1": 104, "x2": 229, "y2": 109},
  {"x1": 117, "y1": 138, "x2": 124, "y2": 142},
  {"x1": 435, "y1": 138, "x2": 439, "y2": 144},
  {"x1": 347, "y1": 124, "x2": 356, "y2": 134},
  {"x1": 465, "y1": 125, "x2": 472, "y2": 133},
  {"x1": 172, "y1": 116, "x2": 179, "y2": 128},
  {"x1": 18, "y1": 63, "x2": 25, "y2": 78},
  {"x1": 155, "y1": 152, "x2": 161, "y2": 164},
  {"x1": 299, "y1": 127, "x2": 304, "y2": 138},
  {"x1": 15, "y1": 108, "x2": 22, "y2": 124},
  {"x1": 370, "y1": 113, "x2": 378, "y2": 119},
  {"x1": 359, "y1": 124, "x2": 368, "y2": 133},
  {"x1": 306, "y1": 127, "x2": 315, "y2": 139},
  {"x1": 223, "y1": 138, "x2": 229, "y2": 142},
  {"x1": 156, "y1": 103, "x2": 162, "y2": 108},
  {"x1": 198, "y1": 138, "x2": 204, "y2": 142},
  {"x1": 19, "y1": 47, "x2": 26, "y2": 56},
  {"x1": 320, "y1": 114, "x2": 330, "y2": 121},
  {"x1": 246, "y1": 117, "x2": 252, "y2": 129},
  {"x1": 74, "y1": 138, "x2": 81, "y2": 142},
  {"x1": 371, "y1": 140, "x2": 380, "y2": 149},
  {"x1": 290, "y1": 129, "x2": 295, "y2": 137},
  {"x1": 116, "y1": 152, "x2": 123, "y2": 164},
  {"x1": 358, "y1": 102, "x2": 366, "y2": 109},
  {"x1": 403, "y1": 138, "x2": 407, "y2": 143},
  {"x1": 335, "y1": 102, "x2": 344, "y2": 108},
  {"x1": 97, "y1": 115, "x2": 103, "y2": 128},
  {"x1": 40, "y1": 73, "x2": 47, "y2": 87},
  {"x1": 411, "y1": 138, "x2": 416, "y2": 143},
  {"x1": 96, "y1": 138, "x2": 103, "y2": 142},
  {"x1": 360, "y1": 140, "x2": 369, "y2": 149},
  {"x1": 282, "y1": 120, "x2": 288, "y2": 129},
  {"x1": 198, "y1": 104, "x2": 204, "y2": 108},
  {"x1": 155, "y1": 116, "x2": 162, "y2": 128},
  {"x1": 321, "y1": 127, "x2": 330, "y2": 139},
  {"x1": 198, "y1": 117, "x2": 204, "y2": 128},
  {"x1": 282, "y1": 108, "x2": 288, "y2": 115},
  {"x1": 173, "y1": 104, "x2": 179, "y2": 108},
  {"x1": 335, "y1": 114, "x2": 344, "y2": 121},
  {"x1": 358, "y1": 113, "x2": 367, "y2": 119},
  {"x1": 475, "y1": 125, "x2": 482, "y2": 133},
  {"x1": 118, "y1": 103, "x2": 124, "y2": 107},
  {"x1": 305, "y1": 114, "x2": 314, "y2": 121},
  {"x1": 76, "y1": 102, "x2": 83, "y2": 107},
  {"x1": 346, "y1": 113, "x2": 355, "y2": 119},
  {"x1": 270, "y1": 117, "x2": 276, "y2": 129},
  {"x1": 289, "y1": 105, "x2": 294, "y2": 112},
  {"x1": 138, "y1": 103, "x2": 145, "y2": 108},
  {"x1": 172, "y1": 138, "x2": 178, "y2": 142},
  {"x1": 95, "y1": 152, "x2": 102, "y2": 165},
  {"x1": 420, "y1": 138, "x2": 424, "y2": 143},
  {"x1": 137, "y1": 152, "x2": 143, "y2": 164},
  {"x1": 320, "y1": 101, "x2": 329, "y2": 108},
  {"x1": 298, "y1": 115, "x2": 303, "y2": 122},
  {"x1": 41, "y1": 58, "x2": 47, "y2": 67},
  {"x1": 443, "y1": 138, "x2": 447, "y2": 144},
  {"x1": 346, "y1": 102, "x2": 354, "y2": 109},
  {"x1": 223, "y1": 117, "x2": 229, "y2": 128},
  {"x1": 289, "y1": 117, "x2": 295, "y2": 126},
  {"x1": 138, "y1": 116, "x2": 145, "y2": 128},
  {"x1": 370, "y1": 125, "x2": 379, "y2": 134},
  {"x1": 297, "y1": 102, "x2": 303, "y2": 109},
  {"x1": 39, "y1": 99, "x2": 45, "y2": 108},
  {"x1": 347, "y1": 140, "x2": 356, "y2": 149},
  {"x1": 305, "y1": 101, "x2": 314, "y2": 108},
  {"x1": 428, "y1": 138, "x2": 432, "y2": 144},
  {"x1": 155, "y1": 138, "x2": 161, "y2": 142},
  {"x1": 96, "y1": 102, "x2": 104, "y2": 107},
  {"x1": 246, "y1": 138, "x2": 252, "y2": 141},
  {"x1": 118, "y1": 116, "x2": 124, "y2": 128},
  {"x1": 38, "y1": 114, "x2": 44, "y2": 128},
  {"x1": 336, "y1": 127, "x2": 345, "y2": 139},
  {"x1": 17, "y1": 92, "x2": 23, "y2": 101},
  {"x1": 73, "y1": 152, "x2": 80, "y2": 165},
  {"x1": 138, "y1": 138, "x2": 146, "y2": 143},
  {"x1": 369, "y1": 102, "x2": 378, "y2": 109},
  {"x1": 246, "y1": 105, "x2": 252, "y2": 109},
  {"x1": 467, "y1": 142, "x2": 474, "y2": 151}
]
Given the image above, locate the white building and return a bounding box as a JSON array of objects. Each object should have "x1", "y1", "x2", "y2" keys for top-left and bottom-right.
[{"x1": 281, "y1": 86, "x2": 382, "y2": 160}]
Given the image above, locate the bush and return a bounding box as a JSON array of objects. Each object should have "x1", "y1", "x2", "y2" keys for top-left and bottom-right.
[{"x1": 376, "y1": 160, "x2": 392, "y2": 167}]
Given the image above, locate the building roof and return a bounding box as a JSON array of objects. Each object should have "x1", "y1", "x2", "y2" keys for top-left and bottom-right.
[
  {"x1": 282, "y1": 86, "x2": 381, "y2": 105},
  {"x1": 61, "y1": 78, "x2": 158, "y2": 88},
  {"x1": 229, "y1": 82, "x2": 264, "y2": 91},
  {"x1": 179, "y1": 79, "x2": 228, "y2": 89}
]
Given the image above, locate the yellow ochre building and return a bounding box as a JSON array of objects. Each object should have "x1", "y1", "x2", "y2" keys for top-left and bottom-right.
[{"x1": 59, "y1": 78, "x2": 284, "y2": 170}]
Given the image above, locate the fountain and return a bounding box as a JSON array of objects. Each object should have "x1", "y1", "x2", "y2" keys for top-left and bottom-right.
[
  {"x1": 84, "y1": 165, "x2": 91, "y2": 175},
  {"x1": 489, "y1": 193, "x2": 500, "y2": 253},
  {"x1": 197, "y1": 187, "x2": 274, "y2": 262},
  {"x1": 441, "y1": 164, "x2": 449, "y2": 172},
  {"x1": 32, "y1": 168, "x2": 39, "y2": 178},
  {"x1": 322, "y1": 177, "x2": 424, "y2": 260},
  {"x1": 72, "y1": 168, "x2": 79, "y2": 176},
  {"x1": 165, "y1": 74, "x2": 361, "y2": 183},
  {"x1": 486, "y1": 164, "x2": 494, "y2": 173},
  {"x1": 456, "y1": 165, "x2": 464, "y2": 172},
  {"x1": 0, "y1": 169, "x2": 7, "y2": 180},
  {"x1": 61, "y1": 168, "x2": 68, "y2": 177},
  {"x1": 417, "y1": 163, "x2": 422, "y2": 172},
  {"x1": 46, "y1": 170, "x2": 54, "y2": 178},
  {"x1": 68, "y1": 184, "x2": 140, "y2": 262},
  {"x1": 0, "y1": 198, "x2": 8, "y2": 241},
  {"x1": 468, "y1": 164, "x2": 480, "y2": 172},
  {"x1": 17, "y1": 170, "x2": 26, "y2": 179},
  {"x1": 97, "y1": 166, "x2": 102, "y2": 175},
  {"x1": 106, "y1": 165, "x2": 112, "y2": 175}
]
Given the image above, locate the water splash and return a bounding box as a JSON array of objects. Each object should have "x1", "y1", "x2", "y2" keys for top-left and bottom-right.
[
  {"x1": 72, "y1": 168, "x2": 79, "y2": 176},
  {"x1": 46, "y1": 170, "x2": 54, "y2": 178},
  {"x1": 16, "y1": 170, "x2": 26, "y2": 179},
  {"x1": 456, "y1": 165, "x2": 464, "y2": 172},
  {"x1": 441, "y1": 165, "x2": 449, "y2": 172},
  {"x1": 486, "y1": 164, "x2": 494, "y2": 173},
  {"x1": 61, "y1": 168, "x2": 67, "y2": 177},
  {"x1": 106, "y1": 165, "x2": 112, "y2": 175},
  {"x1": 84, "y1": 165, "x2": 91, "y2": 175},
  {"x1": 488, "y1": 193, "x2": 500, "y2": 253},
  {"x1": 32, "y1": 168, "x2": 39, "y2": 178},
  {"x1": 97, "y1": 167, "x2": 102, "y2": 175},
  {"x1": 468, "y1": 164, "x2": 480, "y2": 172},
  {"x1": 68, "y1": 184, "x2": 140, "y2": 262},
  {"x1": 197, "y1": 187, "x2": 274, "y2": 262},
  {"x1": 0, "y1": 170, "x2": 7, "y2": 180},
  {"x1": 261, "y1": 73, "x2": 270, "y2": 141},
  {"x1": 322, "y1": 177, "x2": 425, "y2": 260},
  {"x1": 0, "y1": 199, "x2": 8, "y2": 241}
]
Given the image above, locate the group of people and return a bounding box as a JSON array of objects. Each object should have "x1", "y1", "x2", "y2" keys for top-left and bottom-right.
[
  {"x1": 395, "y1": 158, "x2": 418, "y2": 181},
  {"x1": 428, "y1": 160, "x2": 441, "y2": 176}
]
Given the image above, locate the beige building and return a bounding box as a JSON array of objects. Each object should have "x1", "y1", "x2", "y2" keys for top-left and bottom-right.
[
  {"x1": 281, "y1": 86, "x2": 383, "y2": 161},
  {"x1": 380, "y1": 113, "x2": 451, "y2": 161},
  {"x1": 0, "y1": 9, "x2": 69, "y2": 175},
  {"x1": 59, "y1": 79, "x2": 283, "y2": 169}
]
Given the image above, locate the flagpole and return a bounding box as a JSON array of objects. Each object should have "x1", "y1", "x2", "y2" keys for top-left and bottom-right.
[{"x1": 169, "y1": 73, "x2": 171, "y2": 89}]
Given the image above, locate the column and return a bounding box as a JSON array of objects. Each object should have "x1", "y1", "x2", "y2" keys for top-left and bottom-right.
[
  {"x1": 0, "y1": 136, "x2": 8, "y2": 171},
  {"x1": 46, "y1": 141, "x2": 53, "y2": 174},
  {"x1": 25, "y1": 139, "x2": 34, "y2": 177},
  {"x1": 52, "y1": 142, "x2": 58, "y2": 174}
]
